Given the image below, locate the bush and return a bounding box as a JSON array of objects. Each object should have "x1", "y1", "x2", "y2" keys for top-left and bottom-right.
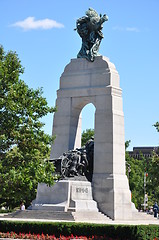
[
  {"x1": 0, "y1": 220, "x2": 159, "y2": 239},
  {"x1": 0, "y1": 209, "x2": 13, "y2": 213}
]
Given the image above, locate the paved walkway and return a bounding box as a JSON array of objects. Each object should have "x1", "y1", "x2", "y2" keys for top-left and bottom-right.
[{"x1": 0, "y1": 213, "x2": 159, "y2": 225}]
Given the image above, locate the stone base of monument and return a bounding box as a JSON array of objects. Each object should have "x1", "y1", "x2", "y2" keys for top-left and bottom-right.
[
  {"x1": 28, "y1": 179, "x2": 153, "y2": 222},
  {"x1": 27, "y1": 179, "x2": 114, "y2": 222},
  {"x1": 30, "y1": 180, "x2": 99, "y2": 213}
]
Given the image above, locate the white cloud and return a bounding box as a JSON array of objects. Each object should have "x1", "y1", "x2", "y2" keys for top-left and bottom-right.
[
  {"x1": 113, "y1": 26, "x2": 140, "y2": 32},
  {"x1": 126, "y1": 27, "x2": 140, "y2": 32},
  {"x1": 112, "y1": 26, "x2": 124, "y2": 31},
  {"x1": 11, "y1": 17, "x2": 64, "y2": 30}
]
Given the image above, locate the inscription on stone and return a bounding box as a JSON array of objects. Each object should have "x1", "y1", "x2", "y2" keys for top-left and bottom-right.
[
  {"x1": 76, "y1": 187, "x2": 88, "y2": 194},
  {"x1": 72, "y1": 183, "x2": 92, "y2": 200}
]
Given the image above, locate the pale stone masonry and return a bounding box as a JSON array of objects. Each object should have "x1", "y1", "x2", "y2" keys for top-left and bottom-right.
[{"x1": 50, "y1": 56, "x2": 137, "y2": 220}]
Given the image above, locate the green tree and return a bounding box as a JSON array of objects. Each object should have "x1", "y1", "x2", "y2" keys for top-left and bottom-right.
[
  {"x1": 126, "y1": 153, "x2": 145, "y2": 209},
  {"x1": 125, "y1": 138, "x2": 158, "y2": 209},
  {"x1": 125, "y1": 141, "x2": 149, "y2": 209},
  {"x1": 154, "y1": 122, "x2": 159, "y2": 132},
  {"x1": 81, "y1": 128, "x2": 94, "y2": 146},
  {"x1": 148, "y1": 153, "x2": 159, "y2": 203},
  {"x1": 147, "y1": 122, "x2": 159, "y2": 203},
  {"x1": 125, "y1": 140, "x2": 131, "y2": 150},
  {"x1": 0, "y1": 45, "x2": 56, "y2": 209}
]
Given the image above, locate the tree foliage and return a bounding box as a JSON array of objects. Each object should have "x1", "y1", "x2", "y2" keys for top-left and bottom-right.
[
  {"x1": 81, "y1": 128, "x2": 94, "y2": 146},
  {"x1": 126, "y1": 138, "x2": 159, "y2": 209},
  {"x1": 127, "y1": 152, "x2": 159, "y2": 209},
  {"x1": 154, "y1": 122, "x2": 159, "y2": 132},
  {"x1": 148, "y1": 153, "x2": 159, "y2": 203},
  {"x1": 126, "y1": 153, "x2": 146, "y2": 208},
  {"x1": 0, "y1": 45, "x2": 56, "y2": 209}
]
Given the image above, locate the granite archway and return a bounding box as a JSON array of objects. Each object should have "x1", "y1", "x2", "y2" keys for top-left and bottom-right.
[{"x1": 50, "y1": 56, "x2": 136, "y2": 220}]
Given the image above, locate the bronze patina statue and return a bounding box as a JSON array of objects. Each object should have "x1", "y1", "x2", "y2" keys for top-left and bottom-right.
[
  {"x1": 75, "y1": 8, "x2": 108, "y2": 62},
  {"x1": 51, "y1": 138, "x2": 94, "y2": 181}
]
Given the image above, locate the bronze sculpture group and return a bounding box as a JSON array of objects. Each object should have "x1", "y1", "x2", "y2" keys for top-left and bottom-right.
[
  {"x1": 75, "y1": 8, "x2": 108, "y2": 62},
  {"x1": 53, "y1": 138, "x2": 94, "y2": 181}
]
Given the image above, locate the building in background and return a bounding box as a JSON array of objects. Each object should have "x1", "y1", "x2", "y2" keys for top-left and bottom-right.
[{"x1": 128, "y1": 147, "x2": 159, "y2": 160}]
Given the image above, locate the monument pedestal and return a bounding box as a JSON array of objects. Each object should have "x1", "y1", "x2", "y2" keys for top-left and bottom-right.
[{"x1": 30, "y1": 180, "x2": 99, "y2": 213}]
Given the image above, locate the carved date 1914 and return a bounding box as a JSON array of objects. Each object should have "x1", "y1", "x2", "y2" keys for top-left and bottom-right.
[{"x1": 76, "y1": 187, "x2": 89, "y2": 193}]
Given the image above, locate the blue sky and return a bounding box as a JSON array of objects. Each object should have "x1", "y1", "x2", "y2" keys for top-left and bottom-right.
[{"x1": 1, "y1": 0, "x2": 159, "y2": 150}]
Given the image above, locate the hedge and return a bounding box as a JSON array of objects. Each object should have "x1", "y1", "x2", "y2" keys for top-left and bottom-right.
[{"x1": 0, "y1": 220, "x2": 159, "y2": 240}]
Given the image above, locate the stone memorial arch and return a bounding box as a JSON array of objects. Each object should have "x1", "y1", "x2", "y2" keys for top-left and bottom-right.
[
  {"x1": 30, "y1": 8, "x2": 142, "y2": 221},
  {"x1": 50, "y1": 56, "x2": 136, "y2": 220}
]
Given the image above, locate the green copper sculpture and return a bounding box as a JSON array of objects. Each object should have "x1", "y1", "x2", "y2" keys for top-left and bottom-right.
[{"x1": 75, "y1": 8, "x2": 108, "y2": 62}]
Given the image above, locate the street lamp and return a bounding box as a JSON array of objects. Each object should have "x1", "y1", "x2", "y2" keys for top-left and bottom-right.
[
  {"x1": 143, "y1": 169, "x2": 148, "y2": 211},
  {"x1": 126, "y1": 162, "x2": 131, "y2": 180}
]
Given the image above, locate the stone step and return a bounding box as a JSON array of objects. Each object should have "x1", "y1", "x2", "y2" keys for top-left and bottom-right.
[
  {"x1": 67, "y1": 207, "x2": 76, "y2": 212},
  {"x1": 133, "y1": 212, "x2": 157, "y2": 220},
  {"x1": 72, "y1": 211, "x2": 112, "y2": 223},
  {"x1": 1, "y1": 210, "x2": 75, "y2": 221},
  {"x1": 0, "y1": 210, "x2": 112, "y2": 223}
]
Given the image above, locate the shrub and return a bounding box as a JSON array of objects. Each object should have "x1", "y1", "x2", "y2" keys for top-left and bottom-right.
[{"x1": 0, "y1": 220, "x2": 159, "y2": 240}]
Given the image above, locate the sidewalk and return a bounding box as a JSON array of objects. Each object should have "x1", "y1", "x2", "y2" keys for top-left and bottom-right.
[{"x1": 0, "y1": 213, "x2": 159, "y2": 225}]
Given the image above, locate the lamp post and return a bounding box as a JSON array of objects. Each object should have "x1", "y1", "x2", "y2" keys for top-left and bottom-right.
[
  {"x1": 143, "y1": 169, "x2": 148, "y2": 211},
  {"x1": 126, "y1": 162, "x2": 131, "y2": 180}
]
